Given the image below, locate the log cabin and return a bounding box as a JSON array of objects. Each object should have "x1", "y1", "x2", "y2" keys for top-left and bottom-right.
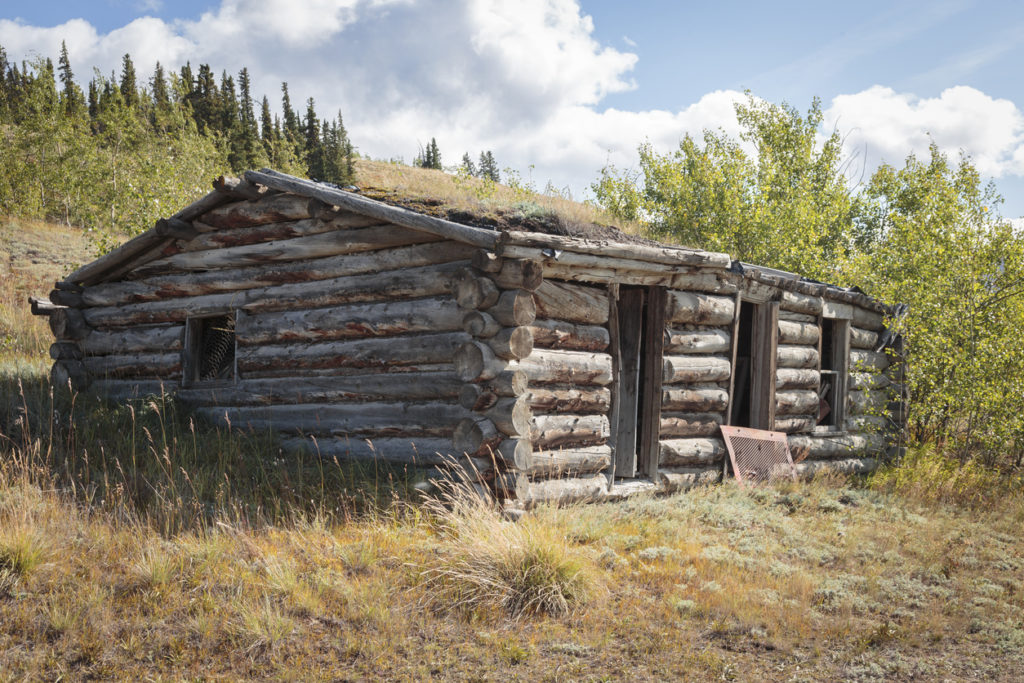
[{"x1": 30, "y1": 167, "x2": 907, "y2": 509}]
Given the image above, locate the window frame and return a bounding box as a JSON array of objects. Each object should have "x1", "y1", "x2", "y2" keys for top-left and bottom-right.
[
  {"x1": 812, "y1": 303, "x2": 851, "y2": 435},
  {"x1": 182, "y1": 311, "x2": 239, "y2": 387}
]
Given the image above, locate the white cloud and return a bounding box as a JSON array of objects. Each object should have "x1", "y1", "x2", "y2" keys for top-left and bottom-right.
[
  {"x1": 1, "y1": 2, "x2": 1024, "y2": 203},
  {"x1": 824, "y1": 85, "x2": 1024, "y2": 179}
]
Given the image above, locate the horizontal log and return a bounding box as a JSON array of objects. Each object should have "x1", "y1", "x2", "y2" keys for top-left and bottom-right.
[
  {"x1": 242, "y1": 363, "x2": 452, "y2": 380},
  {"x1": 485, "y1": 289, "x2": 537, "y2": 327},
  {"x1": 852, "y1": 307, "x2": 885, "y2": 331},
  {"x1": 850, "y1": 349, "x2": 890, "y2": 372},
  {"x1": 527, "y1": 445, "x2": 611, "y2": 477},
  {"x1": 662, "y1": 355, "x2": 731, "y2": 383},
  {"x1": 84, "y1": 261, "x2": 467, "y2": 327},
  {"x1": 821, "y1": 302, "x2": 854, "y2": 320},
  {"x1": 454, "y1": 341, "x2": 508, "y2": 382},
  {"x1": 245, "y1": 170, "x2": 499, "y2": 249},
  {"x1": 176, "y1": 373, "x2": 463, "y2": 406},
  {"x1": 787, "y1": 433, "x2": 886, "y2": 460},
  {"x1": 777, "y1": 345, "x2": 819, "y2": 369},
  {"x1": 526, "y1": 386, "x2": 611, "y2": 414},
  {"x1": 492, "y1": 259, "x2": 543, "y2": 291},
  {"x1": 775, "y1": 389, "x2": 819, "y2": 416},
  {"x1": 49, "y1": 342, "x2": 81, "y2": 361},
  {"x1": 197, "y1": 401, "x2": 468, "y2": 438},
  {"x1": 89, "y1": 379, "x2": 172, "y2": 401},
  {"x1": 49, "y1": 308, "x2": 91, "y2": 341},
  {"x1": 780, "y1": 290, "x2": 822, "y2": 315},
  {"x1": 79, "y1": 324, "x2": 184, "y2": 355},
  {"x1": 659, "y1": 466, "x2": 722, "y2": 492},
  {"x1": 536, "y1": 263, "x2": 672, "y2": 288},
  {"x1": 530, "y1": 414, "x2": 610, "y2": 449},
  {"x1": 481, "y1": 396, "x2": 533, "y2": 437},
  {"x1": 509, "y1": 349, "x2": 613, "y2": 386},
  {"x1": 661, "y1": 387, "x2": 729, "y2": 412},
  {"x1": 665, "y1": 291, "x2": 734, "y2": 325},
  {"x1": 778, "y1": 320, "x2": 820, "y2": 345},
  {"x1": 528, "y1": 319, "x2": 609, "y2": 351},
  {"x1": 49, "y1": 289, "x2": 83, "y2": 308},
  {"x1": 520, "y1": 473, "x2": 609, "y2": 509},
  {"x1": 236, "y1": 332, "x2": 469, "y2": 374},
  {"x1": 200, "y1": 193, "x2": 316, "y2": 229},
  {"x1": 184, "y1": 214, "x2": 386, "y2": 252},
  {"x1": 141, "y1": 223, "x2": 443, "y2": 272},
  {"x1": 533, "y1": 280, "x2": 608, "y2": 325},
  {"x1": 658, "y1": 438, "x2": 726, "y2": 467},
  {"x1": 659, "y1": 412, "x2": 724, "y2": 438},
  {"x1": 848, "y1": 389, "x2": 888, "y2": 415},
  {"x1": 463, "y1": 311, "x2": 501, "y2": 338},
  {"x1": 776, "y1": 368, "x2": 819, "y2": 390},
  {"x1": 849, "y1": 372, "x2": 890, "y2": 391},
  {"x1": 486, "y1": 327, "x2": 534, "y2": 360},
  {"x1": 455, "y1": 274, "x2": 500, "y2": 310},
  {"x1": 849, "y1": 326, "x2": 880, "y2": 350},
  {"x1": 235, "y1": 297, "x2": 463, "y2": 346},
  {"x1": 499, "y1": 230, "x2": 732, "y2": 269},
  {"x1": 82, "y1": 352, "x2": 181, "y2": 379},
  {"x1": 778, "y1": 311, "x2": 818, "y2": 324},
  {"x1": 83, "y1": 241, "x2": 476, "y2": 307},
  {"x1": 471, "y1": 250, "x2": 503, "y2": 273},
  {"x1": 773, "y1": 416, "x2": 817, "y2": 433},
  {"x1": 794, "y1": 457, "x2": 879, "y2": 478},
  {"x1": 846, "y1": 415, "x2": 888, "y2": 432},
  {"x1": 51, "y1": 360, "x2": 90, "y2": 390},
  {"x1": 453, "y1": 417, "x2": 501, "y2": 455},
  {"x1": 664, "y1": 327, "x2": 730, "y2": 354},
  {"x1": 278, "y1": 435, "x2": 489, "y2": 470}
]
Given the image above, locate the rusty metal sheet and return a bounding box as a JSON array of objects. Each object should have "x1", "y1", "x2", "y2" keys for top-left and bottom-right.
[{"x1": 720, "y1": 425, "x2": 796, "y2": 487}]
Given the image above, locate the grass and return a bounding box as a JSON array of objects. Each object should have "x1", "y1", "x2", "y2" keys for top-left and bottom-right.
[
  {"x1": 354, "y1": 158, "x2": 650, "y2": 240},
  {"x1": 3, "y1": 216, "x2": 1024, "y2": 679}
]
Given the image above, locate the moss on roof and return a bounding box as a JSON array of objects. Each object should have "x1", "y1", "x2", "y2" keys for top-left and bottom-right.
[{"x1": 353, "y1": 159, "x2": 664, "y2": 247}]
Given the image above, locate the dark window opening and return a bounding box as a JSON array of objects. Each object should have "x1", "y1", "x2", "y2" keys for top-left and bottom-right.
[
  {"x1": 185, "y1": 313, "x2": 236, "y2": 384},
  {"x1": 817, "y1": 318, "x2": 848, "y2": 430}
]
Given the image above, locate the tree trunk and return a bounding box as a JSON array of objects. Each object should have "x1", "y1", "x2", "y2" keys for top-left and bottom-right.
[
  {"x1": 662, "y1": 355, "x2": 731, "y2": 383},
  {"x1": 509, "y1": 349, "x2": 613, "y2": 386}
]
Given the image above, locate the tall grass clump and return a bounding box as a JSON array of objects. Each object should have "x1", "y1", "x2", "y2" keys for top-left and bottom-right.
[
  {"x1": 419, "y1": 482, "x2": 597, "y2": 619},
  {"x1": 870, "y1": 445, "x2": 1024, "y2": 513}
]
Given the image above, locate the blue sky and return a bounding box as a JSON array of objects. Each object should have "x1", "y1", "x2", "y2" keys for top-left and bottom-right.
[{"x1": 4, "y1": 0, "x2": 1024, "y2": 219}]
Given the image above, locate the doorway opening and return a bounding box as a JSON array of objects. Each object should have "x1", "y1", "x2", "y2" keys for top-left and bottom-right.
[
  {"x1": 729, "y1": 300, "x2": 778, "y2": 430},
  {"x1": 612, "y1": 286, "x2": 666, "y2": 479}
]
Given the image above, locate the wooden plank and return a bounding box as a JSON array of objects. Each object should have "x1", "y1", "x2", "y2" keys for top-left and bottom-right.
[
  {"x1": 612, "y1": 288, "x2": 643, "y2": 477},
  {"x1": 750, "y1": 302, "x2": 779, "y2": 430},
  {"x1": 725, "y1": 292, "x2": 742, "y2": 426},
  {"x1": 245, "y1": 169, "x2": 499, "y2": 249},
  {"x1": 640, "y1": 286, "x2": 667, "y2": 478}
]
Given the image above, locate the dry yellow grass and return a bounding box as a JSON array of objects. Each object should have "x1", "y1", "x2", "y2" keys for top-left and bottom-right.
[
  {"x1": 3, "y1": 217, "x2": 1024, "y2": 680},
  {"x1": 355, "y1": 158, "x2": 648, "y2": 238}
]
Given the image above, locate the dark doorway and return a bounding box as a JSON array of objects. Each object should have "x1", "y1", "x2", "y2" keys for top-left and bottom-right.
[
  {"x1": 729, "y1": 300, "x2": 778, "y2": 430},
  {"x1": 612, "y1": 286, "x2": 666, "y2": 478}
]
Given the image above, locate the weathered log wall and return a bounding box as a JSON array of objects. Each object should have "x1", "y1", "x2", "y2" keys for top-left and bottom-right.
[
  {"x1": 40, "y1": 183, "x2": 906, "y2": 506},
  {"x1": 50, "y1": 191, "x2": 487, "y2": 475}
]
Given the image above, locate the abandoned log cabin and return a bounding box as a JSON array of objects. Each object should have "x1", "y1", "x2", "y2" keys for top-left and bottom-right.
[{"x1": 30, "y1": 167, "x2": 907, "y2": 508}]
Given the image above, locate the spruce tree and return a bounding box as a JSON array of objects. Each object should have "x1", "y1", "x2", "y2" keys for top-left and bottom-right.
[
  {"x1": 150, "y1": 61, "x2": 171, "y2": 129},
  {"x1": 460, "y1": 152, "x2": 476, "y2": 176},
  {"x1": 281, "y1": 82, "x2": 300, "y2": 143},
  {"x1": 478, "y1": 150, "x2": 499, "y2": 181},
  {"x1": 119, "y1": 53, "x2": 137, "y2": 108},
  {"x1": 57, "y1": 41, "x2": 84, "y2": 117},
  {"x1": 304, "y1": 97, "x2": 323, "y2": 179},
  {"x1": 260, "y1": 94, "x2": 275, "y2": 157},
  {"x1": 234, "y1": 67, "x2": 263, "y2": 169},
  {"x1": 190, "y1": 64, "x2": 217, "y2": 134},
  {"x1": 427, "y1": 137, "x2": 441, "y2": 170},
  {"x1": 319, "y1": 111, "x2": 354, "y2": 185}
]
